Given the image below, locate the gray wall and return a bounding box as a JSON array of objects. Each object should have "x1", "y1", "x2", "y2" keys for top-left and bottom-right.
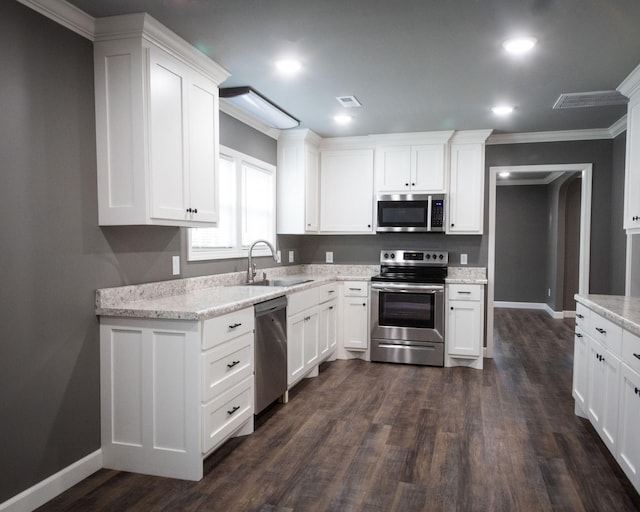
[
  {"x1": 0, "y1": 2, "x2": 281, "y2": 502},
  {"x1": 495, "y1": 185, "x2": 548, "y2": 303}
]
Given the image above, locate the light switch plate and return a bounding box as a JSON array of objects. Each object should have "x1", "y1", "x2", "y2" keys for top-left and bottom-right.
[
  {"x1": 288, "y1": 251, "x2": 294, "y2": 263},
  {"x1": 460, "y1": 253, "x2": 468, "y2": 265},
  {"x1": 172, "y1": 255, "x2": 180, "y2": 275},
  {"x1": 326, "y1": 251, "x2": 333, "y2": 263},
  {"x1": 276, "y1": 250, "x2": 281, "y2": 263}
]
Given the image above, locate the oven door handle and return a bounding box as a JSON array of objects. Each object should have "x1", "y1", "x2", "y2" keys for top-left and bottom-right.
[{"x1": 370, "y1": 283, "x2": 444, "y2": 292}]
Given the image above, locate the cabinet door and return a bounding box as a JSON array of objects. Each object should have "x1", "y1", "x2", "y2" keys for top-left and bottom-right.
[
  {"x1": 587, "y1": 338, "x2": 620, "y2": 453},
  {"x1": 287, "y1": 315, "x2": 306, "y2": 386},
  {"x1": 149, "y1": 48, "x2": 189, "y2": 221},
  {"x1": 412, "y1": 144, "x2": 446, "y2": 192},
  {"x1": 187, "y1": 73, "x2": 219, "y2": 224},
  {"x1": 617, "y1": 363, "x2": 640, "y2": 488},
  {"x1": 447, "y1": 300, "x2": 482, "y2": 357},
  {"x1": 304, "y1": 144, "x2": 319, "y2": 232},
  {"x1": 320, "y1": 149, "x2": 374, "y2": 232},
  {"x1": 318, "y1": 300, "x2": 337, "y2": 358},
  {"x1": 343, "y1": 297, "x2": 369, "y2": 350},
  {"x1": 625, "y1": 96, "x2": 640, "y2": 231},
  {"x1": 304, "y1": 311, "x2": 319, "y2": 368},
  {"x1": 572, "y1": 329, "x2": 589, "y2": 412},
  {"x1": 448, "y1": 143, "x2": 484, "y2": 234},
  {"x1": 375, "y1": 146, "x2": 411, "y2": 192}
]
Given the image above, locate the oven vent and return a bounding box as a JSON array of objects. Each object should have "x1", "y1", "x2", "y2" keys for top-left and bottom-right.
[
  {"x1": 553, "y1": 90, "x2": 628, "y2": 109},
  {"x1": 336, "y1": 95, "x2": 362, "y2": 108}
]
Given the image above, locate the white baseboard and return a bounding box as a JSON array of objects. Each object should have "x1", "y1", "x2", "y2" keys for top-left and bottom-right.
[
  {"x1": 0, "y1": 450, "x2": 102, "y2": 512},
  {"x1": 494, "y1": 301, "x2": 565, "y2": 319}
]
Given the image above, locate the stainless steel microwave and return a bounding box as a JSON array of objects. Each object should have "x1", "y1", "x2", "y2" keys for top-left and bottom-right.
[{"x1": 376, "y1": 193, "x2": 445, "y2": 233}]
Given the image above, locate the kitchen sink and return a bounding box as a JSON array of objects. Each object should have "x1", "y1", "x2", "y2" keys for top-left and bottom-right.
[{"x1": 242, "y1": 278, "x2": 314, "y2": 287}]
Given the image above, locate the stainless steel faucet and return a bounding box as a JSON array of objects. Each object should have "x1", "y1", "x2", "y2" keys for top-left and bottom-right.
[{"x1": 247, "y1": 239, "x2": 278, "y2": 283}]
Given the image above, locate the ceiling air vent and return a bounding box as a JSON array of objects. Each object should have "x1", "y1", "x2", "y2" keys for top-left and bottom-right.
[
  {"x1": 553, "y1": 90, "x2": 628, "y2": 109},
  {"x1": 336, "y1": 95, "x2": 362, "y2": 108}
]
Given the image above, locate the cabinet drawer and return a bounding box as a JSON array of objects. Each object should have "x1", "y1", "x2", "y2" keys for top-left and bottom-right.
[
  {"x1": 575, "y1": 303, "x2": 590, "y2": 330},
  {"x1": 448, "y1": 284, "x2": 482, "y2": 301},
  {"x1": 589, "y1": 312, "x2": 622, "y2": 355},
  {"x1": 202, "y1": 307, "x2": 254, "y2": 350},
  {"x1": 622, "y1": 330, "x2": 640, "y2": 373},
  {"x1": 201, "y1": 332, "x2": 254, "y2": 403},
  {"x1": 288, "y1": 287, "x2": 319, "y2": 316},
  {"x1": 317, "y1": 283, "x2": 339, "y2": 304},
  {"x1": 202, "y1": 376, "x2": 253, "y2": 454},
  {"x1": 343, "y1": 281, "x2": 368, "y2": 297}
]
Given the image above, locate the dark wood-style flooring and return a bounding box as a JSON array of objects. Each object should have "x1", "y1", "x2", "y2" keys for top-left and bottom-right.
[{"x1": 38, "y1": 309, "x2": 640, "y2": 511}]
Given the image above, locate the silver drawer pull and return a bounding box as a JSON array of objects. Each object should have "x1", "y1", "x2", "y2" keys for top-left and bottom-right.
[
  {"x1": 227, "y1": 360, "x2": 240, "y2": 369},
  {"x1": 227, "y1": 405, "x2": 240, "y2": 416},
  {"x1": 229, "y1": 322, "x2": 242, "y2": 329},
  {"x1": 457, "y1": 291, "x2": 472, "y2": 294},
  {"x1": 595, "y1": 327, "x2": 606, "y2": 334},
  {"x1": 328, "y1": 290, "x2": 335, "y2": 294},
  {"x1": 349, "y1": 287, "x2": 362, "y2": 291}
]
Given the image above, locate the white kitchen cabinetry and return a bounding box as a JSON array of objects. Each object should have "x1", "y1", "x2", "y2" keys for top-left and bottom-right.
[
  {"x1": 618, "y1": 64, "x2": 640, "y2": 233},
  {"x1": 572, "y1": 300, "x2": 640, "y2": 495},
  {"x1": 375, "y1": 142, "x2": 449, "y2": 193},
  {"x1": 277, "y1": 129, "x2": 322, "y2": 234},
  {"x1": 287, "y1": 284, "x2": 339, "y2": 388},
  {"x1": 99, "y1": 307, "x2": 254, "y2": 481},
  {"x1": 94, "y1": 14, "x2": 229, "y2": 227},
  {"x1": 341, "y1": 282, "x2": 369, "y2": 351},
  {"x1": 618, "y1": 351, "x2": 640, "y2": 488},
  {"x1": 319, "y1": 148, "x2": 375, "y2": 233},
  {"x1": 447, "y1": 130, "x2": 491, "y2": 235},
  {"x1": 445, "y1": 283, "x2": 484, "y2": 369}
]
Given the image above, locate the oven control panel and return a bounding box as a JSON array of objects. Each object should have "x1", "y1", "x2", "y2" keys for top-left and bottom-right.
[{"x1": 380, "y1": 250, "x2": 448, "y2": 266}]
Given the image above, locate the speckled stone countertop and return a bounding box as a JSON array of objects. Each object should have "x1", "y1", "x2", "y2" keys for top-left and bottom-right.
[
  {"x1": 96, "y1": 264, "x2": 379, "y2": 321},
  {"x1": 446, "y1": 266, "x2": 487, "y2": 284},
  {"x1": 575, "y1": 294, "x2": 640, "y2": 337}
]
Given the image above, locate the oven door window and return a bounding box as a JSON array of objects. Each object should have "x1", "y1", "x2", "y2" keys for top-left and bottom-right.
[{"x1": 378, "y1": 291, "x2": 434, "y2": 329}]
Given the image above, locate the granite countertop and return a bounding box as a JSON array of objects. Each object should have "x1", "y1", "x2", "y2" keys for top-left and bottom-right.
[
  {"x1": 575, "y1": 294, "x2": 640, "y2": 337},
  {"x1": 96, "y1": 264, "x2": 488, "y2": 322},
  {"x1": 96, "y1": 265, "x2": 378, "y2": 321}
]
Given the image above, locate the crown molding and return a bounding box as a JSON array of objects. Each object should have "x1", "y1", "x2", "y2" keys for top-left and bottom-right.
[
  {"x1": 487, "y1": 126, "x2": 619, "y2": 145},
  {"x1": 219, "y1": 102, "x2": 282, "y2": 140},
  {"x1": 618, "y1": 62, "x2": 640, "y2": 98},
  {"x1": 17, "y1": 0, "x2": 95, "y2": 39},
  {"x1": 609, "y1": 115, "x2": 627, "y2": 138}
]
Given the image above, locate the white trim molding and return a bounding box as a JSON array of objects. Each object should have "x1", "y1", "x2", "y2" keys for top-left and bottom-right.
[
  {"x1": 16, "y1": 0, "x2": 95, "y2": 39},
  {"x1": 0, "y1": 450, "x2": 102, "y2": 512},
  {"x1": 219, "y1": 102, "x2": 282, "y2": 140},
  {"x1": 494, "y1": 301, "x2": 566, "y2": 319}
]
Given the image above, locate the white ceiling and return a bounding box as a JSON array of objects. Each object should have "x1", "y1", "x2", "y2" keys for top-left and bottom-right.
[{"x1": 67, "y1": 0, "x2": 640, "y2": 138}]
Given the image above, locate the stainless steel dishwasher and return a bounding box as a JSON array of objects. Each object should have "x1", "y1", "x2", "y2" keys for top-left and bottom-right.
[{"x1": 254, "y1": 295, "x2": 287, "y2": 415}]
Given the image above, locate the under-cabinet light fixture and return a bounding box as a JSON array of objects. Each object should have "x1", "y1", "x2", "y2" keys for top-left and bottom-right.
[{"x1": 219, "y1": 86, "x2": 300, "y2": 129}]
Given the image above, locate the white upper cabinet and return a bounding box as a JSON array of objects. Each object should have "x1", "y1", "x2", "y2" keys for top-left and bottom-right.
[
  {"x1": 619, "y1": 63, "x2": 640, "y2": 233},
  {"x1": 276, "y1": 129, "x2": 321, "y2": 234},
  {"x1": 374, "y1": 132, "x2": 453, "y2": 193},
  {"x1": 447, "y1": 130, "x2": 491, "y2": 235},
  {"x1": 319, "y1": 147, "x2": 375, "y2": 233},
  {"x1": 94, "y1": 13, "x2": 229, "y2": 227}
]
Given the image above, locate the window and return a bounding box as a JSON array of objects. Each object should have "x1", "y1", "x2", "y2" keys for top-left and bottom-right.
[{"x1": 188, "y1": 146, "x2": 276, "y2": 260}]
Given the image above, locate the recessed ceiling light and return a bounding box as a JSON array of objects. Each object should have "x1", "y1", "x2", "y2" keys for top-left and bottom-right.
[
  {"x1": 503, "y1": 37, "x2": 537, "y2": 55},
  {"x1": 499, "y1": 171, "x2": 511, "y2": 178},
  {"x1": 334, "y1": 114, "x2": 352, "y2": 124},
  {"x1": 492, "y1": 105, "x2": 514, "y2": 116},
  {"x1": 275, "y1": 59, "x2": 302, "y2": 74}
]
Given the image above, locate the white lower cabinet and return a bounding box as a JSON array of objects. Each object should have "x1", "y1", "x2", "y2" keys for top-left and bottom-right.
[
  {"x1": 445, "y1": 283, "x2": 484, "y2": 369},
  {"x1": 287, "y1": 284, "x2": 338, "y2": 388},
  {"x1": 341, "y1": 281, "x2": 369, "y2": 351},
  {"x1": 99, "y1": 307, "x2": 254, "y2": 481},
  {"x1": 573, "y1": 301, "x2": 640, "y2": 495}
]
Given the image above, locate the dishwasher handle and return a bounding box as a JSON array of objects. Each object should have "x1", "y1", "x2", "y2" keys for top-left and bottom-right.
[{"x1": 254, "y1": 295, "x2": 287, "y2": 316}]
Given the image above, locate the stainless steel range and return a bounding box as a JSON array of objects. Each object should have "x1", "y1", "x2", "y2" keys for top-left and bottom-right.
[{"x1": 370, "y1": 249, "x2": 448, "y2": 366}]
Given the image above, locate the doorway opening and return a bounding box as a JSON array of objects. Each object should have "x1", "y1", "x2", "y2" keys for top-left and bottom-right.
[{"x1": 486, "y1": 163, "x2": 593, "y2": 357}]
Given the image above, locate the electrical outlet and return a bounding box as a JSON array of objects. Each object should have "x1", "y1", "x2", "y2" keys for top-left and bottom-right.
[
  {"x1": 548, "y1": 288, "x2": 551, "y2": 297},
  {"x1": 276, "y1": 250, "x2": 281, "y2": 263},
  {"x1": 460, "y1": 253, "x2": 468, "y2": 265},
  {"x1": 288, "y1": 251, "x2": 294, "y2": 263},
  {"x1": 326, "y1": 251, "x2": 333, "y2": 263},
  {"x1": 172, "y1": 255, "x2": 180, "y2": 275}
]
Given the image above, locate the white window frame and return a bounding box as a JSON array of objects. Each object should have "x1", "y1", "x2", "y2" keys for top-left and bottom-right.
[{"x1": 187, "y1": 146, "x2": 276, "y2": 261}]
